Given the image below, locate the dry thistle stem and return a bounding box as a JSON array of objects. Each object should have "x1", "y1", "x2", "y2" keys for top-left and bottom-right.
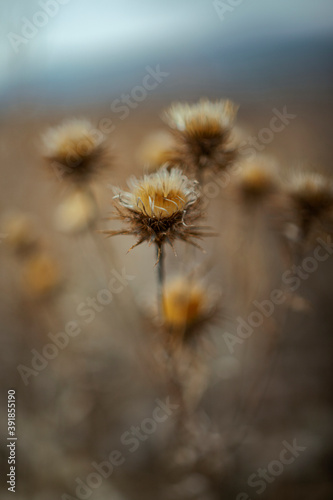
[
  {"x1": 288, "y1": 171, "x2": 333, "y2": 240},
  {"x1": 162, "y1": 98, "x2": 238, "y2": 177},
  {"x1": 42, "y1": 118, "x2": 108, "y2": 184},
  {"x1": 104, "y1": 167, "x2": 210, "y2": 259}
]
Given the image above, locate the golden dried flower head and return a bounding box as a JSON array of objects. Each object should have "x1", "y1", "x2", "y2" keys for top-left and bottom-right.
[
  {"x1": 3, "y1": 212, "x2": 40, "y2": 256},
  {"x1": 105, "y1": 167, "x2": 210, "y2": 256},
  {"x1": 42, "y1": 118, "x2": 107, "y2": 183},
  {"x1": 22, "y1": 252, "x2": 62, "y2": 299},
  {"x1": 288, "y1": 171, "x2": 333, "y2": 237},
  {"x1": 235, "y1": 160, "x2": 279, "y2": 203},
  {"x1": 162, "y1": 276, "x2": 217, "y2": 345},
  {"x1": 163, "y1": 277, "x2": 207, "y2": 327},
  {"x1": 162, "y1": 98, "x2": 238, "y2": 175}
]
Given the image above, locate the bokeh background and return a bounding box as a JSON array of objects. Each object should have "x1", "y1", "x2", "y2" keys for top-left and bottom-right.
[{"x1": 1, "y1": 1, "x2": 333, "y2": 499}]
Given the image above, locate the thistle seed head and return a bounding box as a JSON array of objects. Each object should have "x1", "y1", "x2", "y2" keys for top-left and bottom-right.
[
  {"x1": 163, "y1": 277, "x2": 208, "y2": 328},
  {"x1": 235, "y1": 160, "x2": 279, "y2": 203},
  {"x1": 22, "y1": 252, "x2": 62, "y2": 300},
  {"x1": 288, "y1": 171, "x2": 333, "y2": 238},
  {"x1": 162, "y1": 98, "x2": 238, "y2": 175},
  {"x1": 162, "y1": 275, "x2": 218, "y2": 346},
  {"x1": 3, "y1": 212, "x2": 40, "y2": 257},
  {"x1": 42, "y1": 118, "x2": 108, "y2": 183},
  {"x1": 104, "y1": 167, "x2": 211, "y2": 255}
]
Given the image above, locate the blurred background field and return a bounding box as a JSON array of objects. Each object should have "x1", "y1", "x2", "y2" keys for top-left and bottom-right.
[{"x1": 1, "y1": 1, "x2": 333, "y2": 499}]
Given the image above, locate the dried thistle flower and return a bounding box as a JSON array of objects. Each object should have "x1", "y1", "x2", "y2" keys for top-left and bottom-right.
[
  {"x1": 163, "y1": 276, "x2": 214, "y2": 335},
  {"x1": 54, "y1": 189, "x2": 98, "y2": 234},
  {"x1": 42, "y1": 118, "x2": 107, "y2": 183},
  {"x1": 22, "y1": 252, "x2": 62, "y2": 299},
  {"x1": 162, "y1": 98, "x2": 238, "y2": 176},
  {"x1": 234, "y1": 160, "x2": 279, "y2": 204},
  {"x1": 288, "y1": 171, "x2": 333, "y2": 240},
  {"x1": 104, "y1": 167, "x2": 210, "y2": 259},
  {"x1": 3, "y1": 212, "x2": 40, "y2": 257}
]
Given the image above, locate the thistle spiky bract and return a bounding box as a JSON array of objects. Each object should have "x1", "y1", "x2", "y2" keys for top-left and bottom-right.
[{"x1": 104, "y1": 166, "x2": 212, "y2": 258}]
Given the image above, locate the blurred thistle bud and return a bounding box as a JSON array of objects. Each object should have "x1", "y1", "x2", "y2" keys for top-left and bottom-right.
[
  {"x1": 162, "y1": 275, "x2": 218, "y2": 346},
  {"x1": 2, "y1": 212, "x2": 40, "y2": 257},
  {"x1": 42, "y1": 118, "x2": 109, "y2": 184},
  {"x1": 162, "y1": 98, "x2": 238, "y2": 178},
  {"x1": 287, "y1": 171, "x2": 333, "y2": 241},
  {"x1": 234, "y1": 158, "x2": 279, "y2": 204},
  {"x1": 21, "y1": 252, "x2": 63, "y2": 300}
]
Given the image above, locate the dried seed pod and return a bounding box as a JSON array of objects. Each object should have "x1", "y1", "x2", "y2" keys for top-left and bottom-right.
[
  {"x1": 162, "y1": 98, "x2": 238, "y2": 177},
  {"x1": 42, "y1": 118, "x2": 108, "y2": 184},
  {"x1": 162, "y1": 275, "x2": 218, "y2": 347},
  {"x1": 234, "y1": 160, "x2": 279, "y2": 204},
  {"x1": 21, "y1": 252, "x2": 62, "y2": 299},
  {"x1": 287, "y1": 171, "x2": 333, "y2": 240},
  {"x1": 104, "y1": 167, "x2": 212, "y2": 259},
  {"x1": 3, "y1": 212, "x2": 40, "y2": 257}
]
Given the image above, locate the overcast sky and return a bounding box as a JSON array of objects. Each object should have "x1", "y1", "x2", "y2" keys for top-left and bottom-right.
[{"x1": 1, "y1": 0, "x2": 333, "y2": 97}]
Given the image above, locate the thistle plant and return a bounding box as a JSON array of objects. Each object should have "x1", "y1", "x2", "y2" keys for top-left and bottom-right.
[
  {"x1": 233, "y1": 160, "x2": 280, "y2": 205},
  {"x1": 2, "y1": 211, "x2": 63, "y2": 301},
  {"x1": 162, "y1": 275, "x2": 218, "y2": 350},
  {"x1": 42, "y1": 118, "x2": 111, "y2": 235},
  {"x1": 42, "y1": 118, "x2": 108, "y2": 184},
  {"x1": 5, "y1": 94, "x2": 329, "y2": 500},
  {"x1": 104, "y1": 166, "x2": 212, "y2": 310},
  {"x1": 287, "y1": 171, "x2": 333, "y2": 244},
  {"x1": 162, "y1": 98, "x2": 238, "y2": 181},
  {"x1": 3, "y1": 212, "x2": 40, "y2": 257}
]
